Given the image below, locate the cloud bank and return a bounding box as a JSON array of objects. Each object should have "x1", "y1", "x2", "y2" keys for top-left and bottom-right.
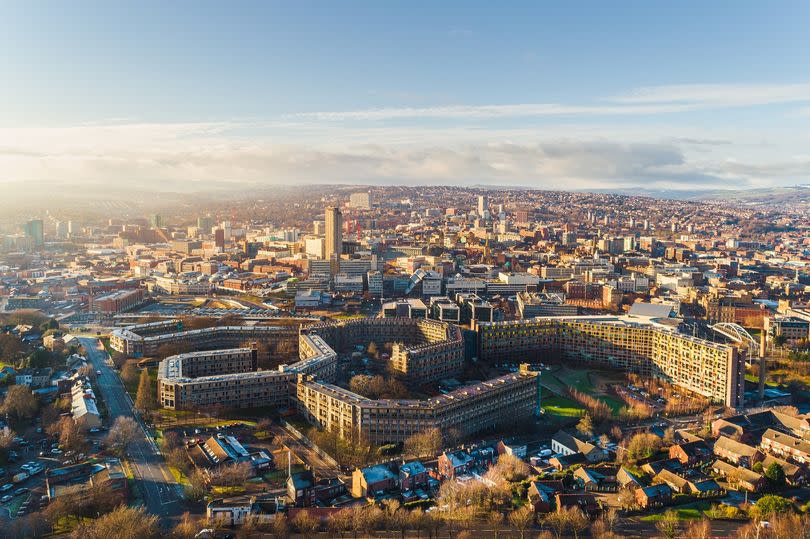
[{"x1": 2, "y1": 83, "x2": 809, "y2": 192}]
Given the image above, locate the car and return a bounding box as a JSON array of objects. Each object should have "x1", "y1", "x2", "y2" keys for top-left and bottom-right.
[
  {"x1": 0, "y1": 484, "x2": 12, "y2": 492},
  {"x1": 96, "y1": 370, "x2": 102, "y2": 376},
  {"x1": 50, "y1": 448, "x2": 63, "y2": 455},
  {"x1": 13, "y1": 487, "x2": 28, "y2": 496},
  {"x1": 1, "y1": 495, "x2": 12, "y2": 503}
]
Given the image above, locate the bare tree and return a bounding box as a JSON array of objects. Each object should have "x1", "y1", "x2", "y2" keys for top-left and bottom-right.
[
  {"x1": 106, "y1": 416, "x2": 140, "y2": 457},
  {"x1": 488, "y1": 511, "x2": 505, "y2": 539},
  {"x1": 70, "y1": 505, "x2": 160, "y2": 539},
  {"x1": 566, "y1": 507, "x2": 589, "y2": 539},
  {"x1": 508, "y1": 505, "x2": 535, "y2": 539},
  {"x1": 134, "y1": 368, "x2": 155, "y2": 412},
  {"x1": 655, "y1": 510, "x2": 680, "y2": 539},
  {"x1": 327, "y1": 509, "x2": 351, "y2": 539},
  {"x1": 292, "y1": 510, "x2": 319, "y2": 539},
  {"x1": 1, "y1": 385, "x2": 39, "y2": 420}
]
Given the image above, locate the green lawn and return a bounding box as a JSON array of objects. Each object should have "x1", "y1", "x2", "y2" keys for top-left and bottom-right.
[
  {"x1": 541, "y1": 396, "x2": 586, "y2": 417},
  {"x1": 640, "y1": 501, "x2": 711, "y2": 521},
  {"x1": 550, "y1": 368, "x2": 625, "y2": 412}
]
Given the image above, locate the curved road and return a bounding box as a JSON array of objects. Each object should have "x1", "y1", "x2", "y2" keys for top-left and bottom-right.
[{"x1": 79, "y1": 337, "x2": 183, "y2": 522}]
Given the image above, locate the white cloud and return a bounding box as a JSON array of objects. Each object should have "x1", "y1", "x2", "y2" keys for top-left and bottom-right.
[
  {"x1": 610, "y1": 83, "x2": 810, "y2": 106},
  {"x1": 291, "y1": 82, "x2": 810, "y2": 122},
  {"x1": 290, "y1": 102, "x2": 696, "y2": 121},
  {"x1": 0, "y1": 120, "x2": 806, "y2": 191}
]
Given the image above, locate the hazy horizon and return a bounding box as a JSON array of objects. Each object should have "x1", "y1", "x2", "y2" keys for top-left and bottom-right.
[{"x1": 2, "y1": 1, "x2": 810, "y2": 194}]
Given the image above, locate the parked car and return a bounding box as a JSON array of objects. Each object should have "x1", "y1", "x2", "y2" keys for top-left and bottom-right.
[
  {"x1": 50, "y1": 448, "x2": 63, "y2": 455},
  {"x1": 13, "y1": 487, "x2": 28, "y2": 496},
  {"x1": 0, "y1": 484, "x2": 13, "y2": 492},
  {"x1": 1, "y1": 495, "x2": 12, "y2": 503}
]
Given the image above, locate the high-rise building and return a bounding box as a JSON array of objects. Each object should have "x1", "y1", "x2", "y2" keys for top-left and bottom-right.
[
  {"x1": 214, "y1": 228, "x2": 225, "y2": 248},
  {"x1": 150, "y1": 214, "x2": 163, "y2": 229},
  {"x1": 67, "y1": 220, "x2": 77, "y2": 236},
  {"x1": 23, "y1": 219, "x2": 44, "y2": 247},
  {"x1": 55, "y1": 221, "x2": 67, "y2": 239},
  {"x1": 313, "y1": 220, "x2": 325, "y2": 235},
  {"x1": 324, "y1": 206, "x2": 343, "y2": 260},
  {"x1": 348, "y1": 192, "x2": 371, "y2": 210},
  {"x1": 477, "y1": 195, "x2": 489, "y2": 216}
]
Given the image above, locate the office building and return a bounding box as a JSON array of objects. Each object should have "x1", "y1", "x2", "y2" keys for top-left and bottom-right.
[
  {"x1": 23, "y1": 219, "x2": 44, "y2": 247},
  {"x1": 477, "y1": 194, "x2": 489, "y2": 217},
  {"x1": 324, "y1": 206, "x2": 343, "y2": 260}
]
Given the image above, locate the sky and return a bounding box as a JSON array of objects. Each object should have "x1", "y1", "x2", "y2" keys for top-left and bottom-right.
[{"x1": 1, "y1": 0, "x2": 810, "y2": 192}]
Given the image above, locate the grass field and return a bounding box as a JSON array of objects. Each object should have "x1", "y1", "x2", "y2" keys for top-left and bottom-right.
[
  {"x1": 541, "y1": 395, "x2": 586, "y2": 417},
  {"x1": 640, "y1": 501, "x2": 711, "y2": 521},
  {"x1": 548, "y1": 367, "x2": 625, "y2": 412}
]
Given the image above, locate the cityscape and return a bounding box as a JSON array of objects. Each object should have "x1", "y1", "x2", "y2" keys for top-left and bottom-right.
[{"x1": 2, "y1": 2, "x2": 810, "y2": 539}]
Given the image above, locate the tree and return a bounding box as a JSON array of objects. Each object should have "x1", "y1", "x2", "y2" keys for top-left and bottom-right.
[
  {"x1": 327, "y1": 509, "x2": 351, "y2": 539},
  {"x1": 488, "y1": 453, "x2": 530, "y2": 483},
  {"x1": 121, "y1": 362, "x2": 139, "y2": 385},
  {"x1": 508, "y1": 505, "x2": 534, "y2": 539},
  {"x1": 70, "y1": 505, "x2": 159, "y2": 539},
  {"x1": 292, "y1": 510, "x2": 319, "y2": 539},
  {"x1": 56, "y1": 416, "x2": 88, "y2": 454},
  {"x1": 576, "y1": 413, "x2": 594, "y2": 437},
  {"x1": 106, "y1": 416, "x2": 140, "y2": 456},
  {"x1": 655, "y1": 510, "x2": 680, "y2": 539},
  {"x1": 404, "y1": 427, "x2": 443, "y2": 458},
  {"x1": 681, "y1": 519, "x2": 712, "y2": 539},
  {"x1": 565, "y1": 507, "x2": 589, "y2": 539},
  {"x1": 487, "y1": 511, "x2": 504, "y2": 539},
  {"x1": 134, "y1": 368, "x2": 155, "y2": 412},
  {"x1": 755, "y1": 494, "x2": 793, "y2": 517},
  {"x1": 170, "y1": 512, "x2": 201, "y2": 539},
  {"x1": 162, "y1": 430, "x2": 182, "y2": 451},
  {"x1": 764, "y1": 462, "x2": 786, "y2": 488},
  {"x1": 0, "y1": 333, "x2": 24, "y2": 362},
  {"x1": 270, "y1": 513, "x2": 289, "y2": 539},
  {"x1": 185, "y1": 470, "x2": 208, "y2": 502},
  {"x1": 1, "y1": 384, "x2": 39, "y2": 420},
  {"x1": 209, "y1": 461, "x2": 252, "y2": 486},
  {"x1": 624, "y1": 432, "x2": 663, "y2": 463},
  {"x1": 543, "y1": 511, "x2": 568, "y2": 539},
  {"x1": 409, "y1": 508, "x2": 426, "y2": 539}
]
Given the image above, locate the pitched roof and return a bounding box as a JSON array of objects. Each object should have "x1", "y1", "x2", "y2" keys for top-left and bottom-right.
[
  {"x1": 714, "y1": 436, "x2": 760, "y2": 457},
  {"x1": 552, "y1": 430, "x2": 597, "y2": 454}
]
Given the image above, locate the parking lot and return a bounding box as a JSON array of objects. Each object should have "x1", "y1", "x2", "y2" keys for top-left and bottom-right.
[{"x1": 0, "y1": 421, "x2": 109, "y2": 520}]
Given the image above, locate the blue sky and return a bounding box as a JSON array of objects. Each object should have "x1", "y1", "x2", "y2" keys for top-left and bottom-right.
[{"x1": 2, "y1": 1, "x2": 809, "y2": 190}]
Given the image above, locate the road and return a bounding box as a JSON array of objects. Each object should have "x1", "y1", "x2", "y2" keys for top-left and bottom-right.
[{"x1": 78, "y1": 337, "x2": 183, "y2": 522}]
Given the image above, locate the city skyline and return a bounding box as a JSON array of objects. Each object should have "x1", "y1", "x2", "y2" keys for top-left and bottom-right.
[{"x1": 2, "y1": 1, "x2": 810, "y2": 192}]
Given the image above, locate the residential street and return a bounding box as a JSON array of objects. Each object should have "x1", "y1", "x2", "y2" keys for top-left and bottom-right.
[{"x1": 78, "y1": 337, "x2": 183, "y2": 522}]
